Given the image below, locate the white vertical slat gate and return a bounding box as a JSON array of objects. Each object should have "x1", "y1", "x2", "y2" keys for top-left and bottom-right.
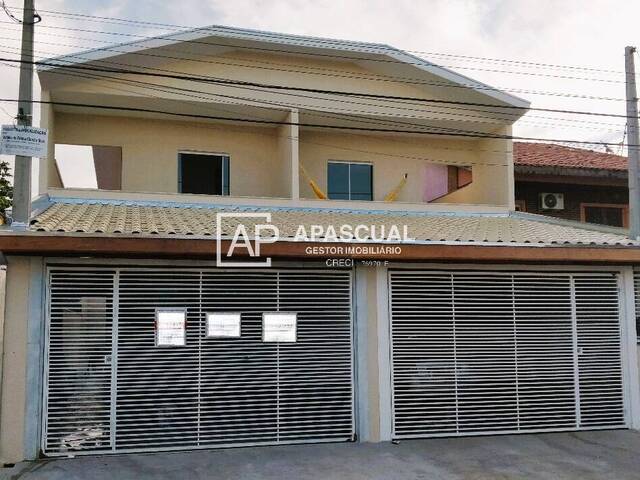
[
  {"x1": 389, "y1": 270, "x2": 626, "y2": 438},
  {"x1": 43, "y1": 267, "x2": 354, "y2": 455}
]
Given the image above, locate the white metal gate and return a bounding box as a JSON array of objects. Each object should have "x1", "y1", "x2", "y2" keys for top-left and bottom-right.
[
  {"x1": 389, "y1": 270, "x2": 626, "y2": 438},
  {"x1": 43, "y1": 267, "x2": 354, "y2": 455}
]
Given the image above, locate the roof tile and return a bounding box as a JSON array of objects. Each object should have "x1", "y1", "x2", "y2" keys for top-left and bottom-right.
[
  {"x1": 514, "y1": 142, "x2": 627, "y2": 171},
  {"x1": 28, "y1": 200, "x2": 636, "y2": 247}
]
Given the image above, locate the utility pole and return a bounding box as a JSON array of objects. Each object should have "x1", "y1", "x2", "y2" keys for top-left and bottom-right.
[
  {"x1": 10, "y1": 0, "x2": 35, "y2": 228},
  {"x1": 626, "y1": 46, "x2": 640, "y2": 239}
]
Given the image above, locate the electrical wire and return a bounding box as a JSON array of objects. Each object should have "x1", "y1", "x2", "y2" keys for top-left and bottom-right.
[
  {"x1": 8, "y1": 35, "x2": 625, "y2": 131},
  {"x1": 2, "y1": 57, "x2": 635, "y2": 120},
  {"x1": 0, "y1": 97, "x2": 636, "y2": 148},
  {"x1": 9, "y1": 16, "x2": 622, "y2": 84},
  {"x1": 1, "y1": 43, "x2": 624, "y2": 136},
  {"x1": 0, "y1": 25, "x2": 624, "y2": 98},
  {"x1": 0, "y1": 19, "x2": 627, "y2": 101},
  {"x1": 2, "y1": 4, "x2": 625, "y2": 75},
  {"x1": 1, "y1": 1, "x2": 39, "y2": 24}
]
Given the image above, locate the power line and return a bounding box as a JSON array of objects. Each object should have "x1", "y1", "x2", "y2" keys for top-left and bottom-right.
[
  {"x1": 0, "y1": 41, "x2": 628, "y2": 142},
  {"x1": 0, "y1": 97, "x2": 636, "y2": 147},
  {"x1": 2, "y1": 4, "x2": 625, "y2": 75},
  {"x1": 1, "y1": 41, "x2": 625, "y2": 137},
  {"x1": 0, "y1": 32, "x2": 627, "y2": 129},
  {"x1": 1, "y1": 59, "x2": 520, "y2": 168},
  {"x1": 0, "y1": 48, "x2": 628, "y2": 147},
  {"x1": 0, "y1": 103, "x2": 14, "y2": 120},
  {"x1": 8, "y1": 44, "x2": 625, "y2": 136},
  {"x1": 1, "y1": 19, "x2": 623, "y2": 85},
  {"x1": 0, "y1": 56, "x2": 625, "y2": 167},
  {"x1": 0, "y1": 43, "x2": 624, "y2": 151},
  {"x1": 0, "y1": 19, "x2": 627, "y2": 101},
  {"x1": 17, "y1": 38, "x2": 629, "y2": 130},
  {"x1": 10, "y1": 52, "x2": 620, "y2": 166},
  {"x1": 2, "y1": 57, "x2": 635, "y2": 120},
  {"x1": 0, "y1": 25, "x2": 625, "y2": 96},
  {"x1": 1, "y1": 1, "x2": 21, "y2": 23}
]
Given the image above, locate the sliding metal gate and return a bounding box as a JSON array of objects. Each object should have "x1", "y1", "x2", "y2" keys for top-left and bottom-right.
[
  {"x1": 389, "y1": 270, "x2": 626, "y2": 438},
  {"x1": 43, "y1": 267, "x2": 354, "y2": 455}
]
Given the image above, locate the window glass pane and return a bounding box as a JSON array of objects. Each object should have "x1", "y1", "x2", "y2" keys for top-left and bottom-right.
[
  {"x1": 584, "y1": 206, "x2": 624, "y2": 227},
  {"x1": 328, "y1": 162, "x2": 350, "y2": 199},
  {"x1": 223, "y1": 156, "x2": 230, "y2": 196},
  {"x1": 179, "y1": 154, "x2": 228, "y2": 195},
  {"x1": 349, "y1": 163, "x2": 372, "y2": 201}
]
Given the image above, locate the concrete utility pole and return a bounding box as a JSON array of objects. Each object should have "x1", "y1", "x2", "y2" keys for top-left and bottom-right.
[
  {"x1": 10, "y1": 0, "x2": 35, "y2": 228},
  {"x1": 626, "y1": 46, "x2": 640, "y2": 239}
]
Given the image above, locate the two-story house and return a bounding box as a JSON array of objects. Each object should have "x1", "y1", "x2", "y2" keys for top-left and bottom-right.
[{"x1": 1, "y1": 25, "x2": 639, "y2": 464}]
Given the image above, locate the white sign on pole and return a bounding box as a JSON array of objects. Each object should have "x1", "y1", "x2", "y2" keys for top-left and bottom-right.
[
  {"x1": 207, "y1": 312, "x2": 241, "y2": 338},
  {"x1": 0, "y1": 125, "x2": 48, "y2": 157},
  {"x1": 155, "y1": 309, "x2": 187, "y2": 347},
  {"x1": 262, "y1": 313, "x2": 297, "y2": 343}
]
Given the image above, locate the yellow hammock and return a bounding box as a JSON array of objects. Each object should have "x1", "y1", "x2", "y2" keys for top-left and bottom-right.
[
  {"x1": 384, "y1": 173, "x2": 408, "y2": 202},
  {"x1": 299, "y1": 164, "x2": 328, "y2": 200}
]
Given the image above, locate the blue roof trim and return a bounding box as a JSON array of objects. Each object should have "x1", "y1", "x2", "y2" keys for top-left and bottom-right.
[{"x1": 47, "y1": 196, "x2": 510, "y2": 219}]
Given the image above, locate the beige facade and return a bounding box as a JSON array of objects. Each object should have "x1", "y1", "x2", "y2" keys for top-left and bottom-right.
[
  {"x1": 42, "y1": 110, "x2": 513, "y2": 207},
  {"x1": 37, "y1": 37, "x2": 521, "y2": 208},
  {"x1": 0, "y1": 257, "x2": 40, "y2": 464}
]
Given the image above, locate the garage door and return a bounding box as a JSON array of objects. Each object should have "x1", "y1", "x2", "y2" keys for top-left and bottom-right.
[
  {"x1": 43, "y1": 267, "x2": 354, "y2": 455},
  {"x1": 389, "y1": 270, "x2": 626, "y2": 438}
]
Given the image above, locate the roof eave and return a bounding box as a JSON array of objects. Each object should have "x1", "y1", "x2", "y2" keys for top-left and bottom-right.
[{"x1": 37, "y1": 24, "x2": 530, "y2": 110}]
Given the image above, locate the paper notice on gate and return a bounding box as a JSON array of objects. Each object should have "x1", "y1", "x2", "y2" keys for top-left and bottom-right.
[
  {"x1": 262, "y1": 313, "x2": 297, "y2": 343},
  {"x1": 156, "y1": 309, "x2": 187, "y2": 346},
  {"x1": 207, "y1": 312, "x2": 241, "y2": 338}
]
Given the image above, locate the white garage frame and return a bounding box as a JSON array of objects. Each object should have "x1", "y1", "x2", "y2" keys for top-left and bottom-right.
[
  {"x1": 40, "y1": 263, "x2": 356, "y2": 456},
  {"x1": 381, "y1": 264, "x2": 640, "y2": 440}
]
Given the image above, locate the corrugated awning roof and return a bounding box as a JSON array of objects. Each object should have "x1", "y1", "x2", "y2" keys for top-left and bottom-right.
[{"x1": 27, "y1": 198, "x2": 636, "y2": 247}]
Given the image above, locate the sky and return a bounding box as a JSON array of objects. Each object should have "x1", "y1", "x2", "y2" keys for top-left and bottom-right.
[{"x1": 0, "y1": 0, "x2": 638, "y2": 189}]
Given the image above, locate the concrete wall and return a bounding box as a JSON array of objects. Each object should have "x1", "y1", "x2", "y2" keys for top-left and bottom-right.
[
  {"x1": 433, "y1": 126, "x2": 513, "y2": 207},
  {"x1": 53, "y1": 113, "x2": 287, "y2": 198},
  {"x1": 49, "y1": 112, "x2": 513, "y2": 206},
  {"x1": 0, "y1": 257, "x2": 43, "y2": 464},
  {"x1": 298, "y1": 130, "x2": 510, "y2": 205}
]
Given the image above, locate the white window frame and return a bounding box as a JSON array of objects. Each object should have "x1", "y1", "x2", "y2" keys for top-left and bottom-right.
[
  {"x1": 327, "y1": 160, "x2": 374, "y2": 201},
  {"x1": 178, "y1": 150, "x2": 230, "y2": 195}
]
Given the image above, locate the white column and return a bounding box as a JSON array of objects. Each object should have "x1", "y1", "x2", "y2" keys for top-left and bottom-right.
[
  {"x1": 375, "y1": 266, "x2": 392, "y2": 441},
  {"x1": 621, "y1": 267, "x2": 640, "y2": 429},
  {"x1": 288, "y1": 109, "x2": 300, "y2": 200}
]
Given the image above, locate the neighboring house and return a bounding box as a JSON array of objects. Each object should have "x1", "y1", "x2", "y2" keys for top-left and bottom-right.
[
  {"x1": 514, "y1": 142, "x2": 629, "y2": 227},
  {"x1": 1, "y1": 25, "x2": 640, "y2": 465}
]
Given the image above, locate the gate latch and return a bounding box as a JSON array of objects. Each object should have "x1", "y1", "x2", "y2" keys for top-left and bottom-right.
[{"x1": 104, "y1": 355, "x2": 112, "y2": 365}]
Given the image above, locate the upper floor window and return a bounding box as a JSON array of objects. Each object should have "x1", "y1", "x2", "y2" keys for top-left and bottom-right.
[
  {"x1": 55, "y1": 144, "x2": 122, "y2": 190},
  {"x1": 178, "y1": 152, "x2": 230, "y2": 195},
  {"x1": 327, "y1": 161, "x2": 373, "y2": 201},
  {"x1": 581, "y1": 203, "x2": 628, "y2": 228}
]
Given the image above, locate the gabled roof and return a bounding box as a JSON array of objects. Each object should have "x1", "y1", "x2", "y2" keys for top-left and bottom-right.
[
  {"x1": 514, "y1": 142, "x2": 627, "y2": 171},
  {"x1": 38, "y1": 24, "x2": 530, "y2": 109},
  {"x1": 27, "y1": 197, "x2": 634, "y2": 246}
]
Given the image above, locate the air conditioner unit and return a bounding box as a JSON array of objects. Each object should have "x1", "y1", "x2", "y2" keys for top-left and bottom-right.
[{"x1": 539, "y1": 193, "x2": 564, "y2": 210}]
